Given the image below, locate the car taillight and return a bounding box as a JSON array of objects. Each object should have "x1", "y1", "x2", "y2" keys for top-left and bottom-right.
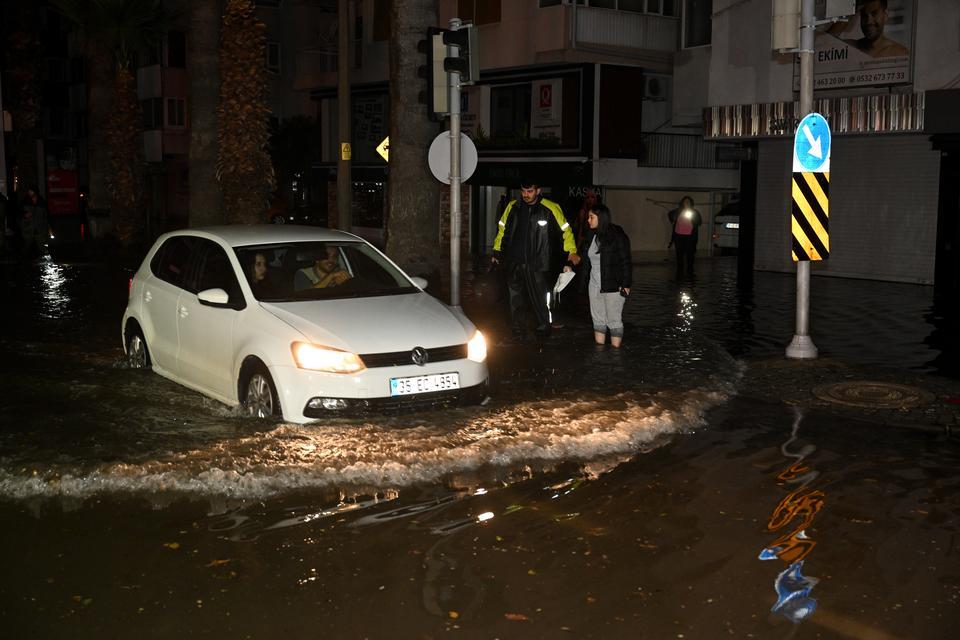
[{"x1": 128, "y1": 277, "x2": 133, "y2": 299}]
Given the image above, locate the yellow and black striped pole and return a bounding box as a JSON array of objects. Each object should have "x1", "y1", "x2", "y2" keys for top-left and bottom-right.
[{"x1": 791, "y1": 171, "x2": 829, "y2": 261}]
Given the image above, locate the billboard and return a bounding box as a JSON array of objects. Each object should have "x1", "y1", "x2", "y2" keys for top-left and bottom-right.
[{"x1": 795, "y1": 0, "x2": 913, "y2": 90}]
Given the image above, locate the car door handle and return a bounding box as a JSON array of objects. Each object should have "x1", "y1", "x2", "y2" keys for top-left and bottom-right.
[{"x1": 179, "y1": 305, "x2": 189, "y2": 318}]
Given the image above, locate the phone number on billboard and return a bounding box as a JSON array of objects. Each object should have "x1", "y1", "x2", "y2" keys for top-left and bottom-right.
[{"x1": 816, "y1": 71, "x2": 906, "y2": 87}]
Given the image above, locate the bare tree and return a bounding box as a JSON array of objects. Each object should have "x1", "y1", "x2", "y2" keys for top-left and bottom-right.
[{"x1": 385, "y1": 0, "x2": 441, "y2": 278}]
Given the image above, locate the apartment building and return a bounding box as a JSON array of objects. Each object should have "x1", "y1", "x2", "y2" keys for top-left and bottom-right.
[
  {"x1": 285, "y1": 0, "x2": 739, "y2": 256},
  {"x1": 682, "y1": 0, "x2": 960, "y2": 294}
]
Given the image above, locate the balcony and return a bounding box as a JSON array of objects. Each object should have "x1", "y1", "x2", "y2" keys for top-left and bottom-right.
[{"x1": 572, "y1": 6, "x2": 679, "y2": 52}]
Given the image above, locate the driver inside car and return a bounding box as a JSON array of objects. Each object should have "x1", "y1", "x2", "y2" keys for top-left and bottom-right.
[{"x1": 294, "y1": 244, "x2": 352, "y2": 290}]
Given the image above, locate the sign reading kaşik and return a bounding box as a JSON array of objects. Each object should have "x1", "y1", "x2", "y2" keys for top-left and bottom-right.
[{"x1": 793, "y1": 0, "x2": 912, "y2": 91}]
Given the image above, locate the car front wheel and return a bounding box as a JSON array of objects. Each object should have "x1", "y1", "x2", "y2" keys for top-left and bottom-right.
[
  {"x1": 126, "y1": 329, "x2": 151, "y2": 369},
  {"x1": 243, "y1": 365, "x2": 280, "y2": 418}
]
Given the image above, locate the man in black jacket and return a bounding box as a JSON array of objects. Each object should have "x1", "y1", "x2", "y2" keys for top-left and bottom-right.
[{"x1": 491, "y1": 180, "x2": 579, "y2": 337}]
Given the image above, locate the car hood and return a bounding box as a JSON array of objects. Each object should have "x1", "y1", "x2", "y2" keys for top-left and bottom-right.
[{"x1": 260, "y1": 293, "x2": 476, "y2": 353}]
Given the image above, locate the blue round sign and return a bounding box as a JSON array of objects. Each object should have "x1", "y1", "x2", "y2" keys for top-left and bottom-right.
[{"x1": 793, "y1": 113, "x2": 831, "y2": 173}]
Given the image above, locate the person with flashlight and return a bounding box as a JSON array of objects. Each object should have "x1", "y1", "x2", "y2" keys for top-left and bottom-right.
[{"x1": 667, "y1": 196, "x2": 702, "y2": 279}]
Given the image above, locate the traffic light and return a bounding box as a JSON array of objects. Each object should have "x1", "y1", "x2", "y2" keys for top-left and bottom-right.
[
  {"x1": 417, "y1": 27, "x2": 449, "y2": 120},
  {"x1": 442, "y1": 25, "x2": 479, "y2": 85}
]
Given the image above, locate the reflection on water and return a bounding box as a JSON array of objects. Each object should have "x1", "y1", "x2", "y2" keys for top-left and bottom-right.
[
  {"x1": 39, "y1": 255, "x2": 69, "y2": 319},
  {"x1": 759, "y1": 407, "x2": 824, "y2": 623}
]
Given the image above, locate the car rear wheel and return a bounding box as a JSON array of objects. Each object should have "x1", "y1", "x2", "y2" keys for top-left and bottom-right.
[
  {"x1": 243, "y1": 365, "x2": 280, "y2": 418},
  {"x1": 126, "y1": 329, "x2": 151, "y2": 369}
]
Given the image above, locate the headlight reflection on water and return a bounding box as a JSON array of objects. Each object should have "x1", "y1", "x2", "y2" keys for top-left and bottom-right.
[
  {"x1": 39, "y1": 256, "x2": 70, "y2": 318},
  {"x1": 677, "y1": 291, "x2": 697, "y2": 332}
]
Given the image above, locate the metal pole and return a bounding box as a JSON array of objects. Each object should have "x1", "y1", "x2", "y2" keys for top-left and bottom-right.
[
  {"x1": 0, "y1": 76, "x2": 8, "y2": 198},
  {"x1": 786, "y1": 0, "x2": 818, "y2": 359},
  {"x1": 336, "y1": 0, "x2": 352, "y2": 231},
  {"x1": 448, "y1": 18, "x2": 462, "y2": 308}
]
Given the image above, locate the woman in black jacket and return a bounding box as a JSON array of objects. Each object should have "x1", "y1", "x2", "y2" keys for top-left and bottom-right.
[{"x1": 573, "y1": 204, "x2": 632, "y2": 347}]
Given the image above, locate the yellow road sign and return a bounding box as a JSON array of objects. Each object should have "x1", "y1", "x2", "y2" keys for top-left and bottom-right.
[
  {"x1": 791, "y1": 171, "x2": 830, "y2": 261},
  {"x1": 340, "y1": 143, "x2": 351, "y2": 161},
  {"x1": 376, "y1": 137, "x2": 389, "y2": 162}
]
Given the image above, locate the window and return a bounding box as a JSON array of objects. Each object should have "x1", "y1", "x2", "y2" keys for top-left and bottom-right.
[
  {"x1": 490, "y1": 84, "x2": 532, "y2": 141},
  {"x1": 151, "y1": 236, "x2": 198, "y2": 289},
  {"x1": 267, "y1": 41, "x2": 281, "y2": 73},
  {"x1": 683, "y1": 0, "x2": 711, "y2": 47},
  {"x1": 166, "y1": 98, "x2": 186, "y2": 127},
  {"x1": 142, "y1": 97, "x2": 163, "y2": 129},
  {"x1": 373, "y1": 0, "x2": 390, "y2": 42},
  {"x1": 167, "y1": 31, "x2": 186, "y2": 68},
  {"x1": 458, "y1": 0, "x2": 501, "y2": 25},
  {"x1": 197, "y1": 243, "x2": 244, "y2": 307}
]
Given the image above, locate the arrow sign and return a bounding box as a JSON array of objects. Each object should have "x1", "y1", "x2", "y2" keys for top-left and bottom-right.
[
  {"x1": 376, "y1": 136, "x2": 389, "y2": 162},
  {"x1": 802, "y1": 125, "x2": 822, "y2": 159},
  {"x1": 793, "y1": 112, "x2": 831, "y2": 173}
]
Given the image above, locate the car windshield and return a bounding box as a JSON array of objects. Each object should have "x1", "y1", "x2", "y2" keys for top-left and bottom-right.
[{"x1": 235, "y1": 241, "x2": 418, "y2": 302}]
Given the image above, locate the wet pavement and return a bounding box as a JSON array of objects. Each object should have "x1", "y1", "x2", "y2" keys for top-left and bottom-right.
[{"x1": 0, "y1": 251, "x2": 958, "y2": 639}]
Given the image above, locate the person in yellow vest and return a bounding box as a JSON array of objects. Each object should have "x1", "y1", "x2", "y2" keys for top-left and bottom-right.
[{"x1": 492, "y1": 180, "x2": 579, "y2": 338}]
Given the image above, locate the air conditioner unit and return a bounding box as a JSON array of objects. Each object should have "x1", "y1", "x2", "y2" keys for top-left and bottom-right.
[{"x1": 643, "y1": 76, "x2": 666, "y2": 101}]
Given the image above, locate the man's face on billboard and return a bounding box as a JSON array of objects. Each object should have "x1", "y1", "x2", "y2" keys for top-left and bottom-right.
[{"x1": 859, "y1": 1, "x2": 888, "y2": 41}]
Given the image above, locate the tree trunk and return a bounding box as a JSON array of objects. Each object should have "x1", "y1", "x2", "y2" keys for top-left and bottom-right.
[
  {"x1": 385, "y1": 0, "x2": 442, "y2": 278},
  {"x1": 105, "y1": 64, "x2": 144, "y2": 242},
  {"x1": 85, "y1": 37, "x2": 112, "y2": 215},
  {"x1": 189, "y1": 0, "x2": 223, "y2": 227}
]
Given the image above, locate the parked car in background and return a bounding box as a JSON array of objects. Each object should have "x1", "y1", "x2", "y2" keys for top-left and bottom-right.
[
  {"x1": 712, "y1": 201, "x2": 740, "y2": 255},
  {"x1": 121, "y1": 226, "x2": 489, "y2": 423}
]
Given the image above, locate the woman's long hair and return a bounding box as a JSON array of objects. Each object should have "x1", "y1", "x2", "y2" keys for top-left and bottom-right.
[{"x1": 590, "y1": 204, "x2": 612, "y2": 247}]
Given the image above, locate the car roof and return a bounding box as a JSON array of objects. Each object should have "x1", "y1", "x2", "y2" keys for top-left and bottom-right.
[{"x1": 163, "y1": 225, "x2": 363, "y2": 248}]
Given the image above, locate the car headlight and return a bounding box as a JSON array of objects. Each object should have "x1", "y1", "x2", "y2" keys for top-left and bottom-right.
[
  {"x1": 467, "y1": 330, "x2": 487, "y2": 363},
  {"x1": 291, "y1": 342, "x2": 366, "y2": 373}
]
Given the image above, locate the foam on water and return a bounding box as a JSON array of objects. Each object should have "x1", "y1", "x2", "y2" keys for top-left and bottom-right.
[{"x1": 0, "y1": 382, "x2": 734, "y2": 502}]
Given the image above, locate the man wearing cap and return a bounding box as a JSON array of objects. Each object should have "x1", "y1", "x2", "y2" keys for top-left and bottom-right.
[{"x1": 491, "y1": 180, "x2": 579, "y2": 337}]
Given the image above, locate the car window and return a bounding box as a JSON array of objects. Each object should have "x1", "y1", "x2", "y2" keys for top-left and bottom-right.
[
  {"x1": 234, "y1": 241, "x2": 416, "y2": 302},
  {"x1": 196, "y1": 240, "x2": 244, "y2": 307},
  {"x1": 150, "y1": 236, "x2": 198, "y2": 290}
]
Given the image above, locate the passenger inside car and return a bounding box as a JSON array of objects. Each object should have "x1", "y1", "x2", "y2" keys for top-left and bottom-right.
[{"x1": 294, "y1": 244, "x2": 352, "y2": 290}]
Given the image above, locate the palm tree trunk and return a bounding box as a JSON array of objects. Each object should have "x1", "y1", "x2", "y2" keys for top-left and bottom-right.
[
  {"x1": 85, "y1": 37, "x2": 112, "y2": 216},
  {"x1": 189, "y1": 0, "x2": 223, "y2": 226},
  {"x1": 385, "y1": 0, "x2": 442, "y2": 278}
]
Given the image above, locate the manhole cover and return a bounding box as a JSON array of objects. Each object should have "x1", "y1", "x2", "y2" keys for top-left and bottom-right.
[{"x1": 812, "y1": 381, "x2": 935, "y2": 409}]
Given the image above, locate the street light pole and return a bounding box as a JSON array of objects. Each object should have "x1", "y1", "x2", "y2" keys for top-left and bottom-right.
[
  {"x1": 448, "y1": 17, "x2": 462, "y2": 308},
  {"x1": 786, "y1": 0, "x2": 818, "y2": 359},
  {"x1": 336, "y1": 0, "x2": 352, "y2": 231},
  {"x1": 0, "y1": 75, "x2": 8, "y2": 198}
]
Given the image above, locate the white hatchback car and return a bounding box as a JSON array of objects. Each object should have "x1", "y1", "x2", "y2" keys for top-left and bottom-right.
[{"x1": 121, "y1": 226, "x2": 489, "y2": 423}]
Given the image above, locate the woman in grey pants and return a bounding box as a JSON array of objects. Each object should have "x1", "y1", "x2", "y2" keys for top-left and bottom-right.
[{"x1": 568, "y1": 204, "x2": 633, "y2": 347}]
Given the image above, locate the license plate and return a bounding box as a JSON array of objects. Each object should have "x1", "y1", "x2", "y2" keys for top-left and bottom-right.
[{"x1": 390, "y1": 372, "x2": 460, "y2": 396}]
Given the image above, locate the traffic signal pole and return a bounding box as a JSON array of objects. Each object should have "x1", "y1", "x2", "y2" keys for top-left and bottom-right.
[
  {"x1": 786, "y1": 0, "x2": 818, "y2": 359},
  {"x1": 448, "y1": 18, "x2": 463, "y2": 308}
]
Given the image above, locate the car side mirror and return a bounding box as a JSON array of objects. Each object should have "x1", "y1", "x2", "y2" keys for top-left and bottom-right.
[
  {"x1": 197, "y1": 288, "x2": 231, "y2": 306},
  {"x1": 411, "y1": 276, "x2": 428, "y2": 289}
]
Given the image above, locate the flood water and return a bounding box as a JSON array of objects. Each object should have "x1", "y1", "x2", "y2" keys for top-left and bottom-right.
[{"x1": 0, "y1": 253, "x2": 958, "y2": 639}]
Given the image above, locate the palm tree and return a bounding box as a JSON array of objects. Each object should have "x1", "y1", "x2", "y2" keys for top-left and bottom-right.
[
  {"x1": 52, "y1": 0, "x2": 172, "y2": 243},
  {"x1": 4, "y1": 3, "x2": 43, "y2": 196},
  {"x1": 216, "y1": 0, "x2": 274, "y2": 225},
  {"x1": 188, "y1": 0, "x2": 222, "y2": 227},
  {"x1": 385, "y1": 0, "x2": 442, "y2": 278}
]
